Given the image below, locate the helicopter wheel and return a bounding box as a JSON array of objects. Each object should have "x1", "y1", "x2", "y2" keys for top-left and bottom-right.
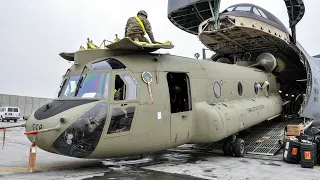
[
  {"x1": 223, "y1": 138, "x2": 233, "y2": 156},
  {"x1": 233, "y1": 138, "x2": 245, "y2": 157}
]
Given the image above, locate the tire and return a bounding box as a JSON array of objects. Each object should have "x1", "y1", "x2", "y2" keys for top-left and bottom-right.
[
  {"x1": 233, "y1": 138, "x2": 245, "y2": 157},
  {"x1": 223, "y1": 139, "x2": 233, "y2": 156},
  {"x1": 14, "y1": 119, "x2": 17, "y2": 122}
]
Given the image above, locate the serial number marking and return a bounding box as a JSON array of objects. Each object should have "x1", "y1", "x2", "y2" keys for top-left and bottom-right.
[
  {"x1": 32, "y1": 124, "x2": 43, "y2": 131},
  {"x1": 247, "y1": 105, "x2": 265, "y2": 113}
]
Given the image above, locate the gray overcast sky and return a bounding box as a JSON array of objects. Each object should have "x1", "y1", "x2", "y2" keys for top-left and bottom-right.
[{"x1": 0, "y1": 0, "x2": 319, "y2": 98}]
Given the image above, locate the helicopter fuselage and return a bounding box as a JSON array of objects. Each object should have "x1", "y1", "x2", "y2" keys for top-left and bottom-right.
[{"x1": 24, "y1": 49, "x2": 282, "y2": 159}]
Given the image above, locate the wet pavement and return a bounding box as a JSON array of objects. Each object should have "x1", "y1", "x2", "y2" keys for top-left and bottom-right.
[
  {"x1": 83, "y1": 168, "x2": 204, "y2": 180},
  {"x1": 1, "y1": 121, "x2": 320, "y2": 180}
]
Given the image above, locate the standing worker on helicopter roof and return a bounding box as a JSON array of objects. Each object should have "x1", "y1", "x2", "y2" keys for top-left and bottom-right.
[{"x1": 124, "y1": 10, "x2": 160, "y2": 44}]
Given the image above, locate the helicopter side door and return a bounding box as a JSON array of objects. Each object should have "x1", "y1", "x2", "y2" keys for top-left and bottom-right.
[
  {"x1": 104, "y1": 71, "x2": 139, "y2": 138},
  {"x1": 167, "y1": 72, "x2": 192, "y2": 142}
]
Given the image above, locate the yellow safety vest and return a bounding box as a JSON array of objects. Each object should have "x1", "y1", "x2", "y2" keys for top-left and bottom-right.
[
  {"x1": 135, "y1": 16, "x2": 146, "y2": 35},
  {"x1": 114, "y1": 89, "x2": 117, "y2": 93}
]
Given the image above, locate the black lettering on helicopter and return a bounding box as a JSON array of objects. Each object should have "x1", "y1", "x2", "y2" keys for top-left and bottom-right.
[
  {"x1": 32, "y1": 124, "x2": 43, "y2": 131},
  {"x1": 247, "y1": 105, "x2": 265, "y2": 113}
]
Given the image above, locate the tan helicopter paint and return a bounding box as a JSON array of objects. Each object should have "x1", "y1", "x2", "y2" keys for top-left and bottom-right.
[
  {"x1": 25, "y1": 101, "x2": 98, "y2": 153},
  {"x1": 25, "y1": 48, "x2": 282, "y2": 159}
]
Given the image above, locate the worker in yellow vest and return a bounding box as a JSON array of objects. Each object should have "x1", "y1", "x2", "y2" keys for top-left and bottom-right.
[{"x1": 124, "y1": 10, "x2": 160, "y2": 44}]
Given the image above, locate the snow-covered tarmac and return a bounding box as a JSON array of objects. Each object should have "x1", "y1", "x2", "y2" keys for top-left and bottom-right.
[{"x1": 1, "y1": 121, "x2": 320, "y2": 180}]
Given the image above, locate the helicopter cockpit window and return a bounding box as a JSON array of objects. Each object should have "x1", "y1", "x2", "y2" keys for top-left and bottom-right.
[
  {"x1": 234, "y1": 6, "x2": 251, "y2": 12},
  {"x1": 114, "y1": 75, "x2": 126, "y2": 101},
  {"x1": 91, "y1": 58, "x2": 126, "y2": 70},
  {"x1": 122, "y1": 74, "x2": 137, "y2": 100},
  {"x1": 58, "y1": 75, "x2": 80, "y2": 98},
  {"x1": 75, "y1": 73, "x2": 110, "y2": 98}
]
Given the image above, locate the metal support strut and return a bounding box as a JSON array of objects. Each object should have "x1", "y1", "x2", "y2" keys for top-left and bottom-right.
[{"x1": 208, "y1": 0, "x2": 221, "y2": 30}]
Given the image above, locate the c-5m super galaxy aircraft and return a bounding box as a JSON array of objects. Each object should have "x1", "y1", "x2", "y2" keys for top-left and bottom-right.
[{"x1": 1, "y1": 0, "x2": 319, "y2": 160}]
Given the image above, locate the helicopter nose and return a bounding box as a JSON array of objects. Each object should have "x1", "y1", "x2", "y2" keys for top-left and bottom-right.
[
  {"x1": 50, "y1": 102, "x2": 109, "y2": 158},
  {"x1": 24, "y1": 101, "x2": 108, "y2": 157}
]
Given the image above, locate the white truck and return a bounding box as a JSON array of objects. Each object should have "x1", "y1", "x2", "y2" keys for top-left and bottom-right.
[{"x1": 0, "y1": 106, "x2": 20, "y2": 122}]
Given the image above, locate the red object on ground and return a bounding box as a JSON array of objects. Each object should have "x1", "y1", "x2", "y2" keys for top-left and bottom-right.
[
  {"x1": 24, "y1": 130, "x2": 38, "y2": 135},
  {"x1": 0, "y1": 126, "x2": 4, "y2": 130}
]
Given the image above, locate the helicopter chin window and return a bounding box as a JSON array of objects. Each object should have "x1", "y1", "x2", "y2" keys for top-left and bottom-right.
[
  {"x1": 51, "y1": 102, "x2": 108, "y2": 158},
  {"x1": 107, "y1": 106, "x2": 135, "y2": 134}
]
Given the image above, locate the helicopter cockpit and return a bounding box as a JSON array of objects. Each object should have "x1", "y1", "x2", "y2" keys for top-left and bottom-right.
[
  {"x1": 57, "y1": 58, "x2": 127, "y2": 99},
  {"x1": 47, "y1": 57, "x2": 138, "y2": 158},
  {"x1": 220, "y1": 3, "x2": 289, "y2": 33}
]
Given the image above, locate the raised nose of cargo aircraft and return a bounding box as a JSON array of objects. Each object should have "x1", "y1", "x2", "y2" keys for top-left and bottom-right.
[{"x1": 24, "y1": 100, "x2": 108, "y2": 158}]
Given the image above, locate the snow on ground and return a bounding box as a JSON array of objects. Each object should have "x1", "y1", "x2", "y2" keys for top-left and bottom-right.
[
  {"x1": 143, "y1": 155, "x2": 320, "y2": 180},
  {"x1": 2, "y1": 121, "x2": 320, "y2": 180}
]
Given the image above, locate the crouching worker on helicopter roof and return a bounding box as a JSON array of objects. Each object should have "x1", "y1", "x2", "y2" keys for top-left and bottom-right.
[{"x1": 124, "y1": 10, "x2": 161, "y2": 44}]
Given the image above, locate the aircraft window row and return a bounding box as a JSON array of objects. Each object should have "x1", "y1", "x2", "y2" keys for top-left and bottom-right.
[
  {"x1": 235, "y1": 6, "x2": 251, "y2": 12},
  {"x1": 213, "y1": 81, "x2": 261, "y2": 98},
  {"x1": 252, "y1": 7, "x2": 260, "y2": 16},
  {"x1": 257, "y1": 8, "x2": 267, "y2": 18},
  {"x1": 114, "y1": 74, "x2": 137, "y2": 101},
  {"x1": 91, "y1": 58, "x2": 126, "y2": 70},
  {"x1": 107, "y1": 106, "x2": 135, "y2": 134},
  {"x1": 225, "y1": 5, "x2": 268, "y2": 19},
  {"x1": 225, "y1": 6, "x2": 235, "y2": 12}
]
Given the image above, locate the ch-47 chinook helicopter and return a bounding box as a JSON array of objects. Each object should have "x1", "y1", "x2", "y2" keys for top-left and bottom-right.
[{"x1": 1, "y1": 0, "x2": 320, "y2": 161}]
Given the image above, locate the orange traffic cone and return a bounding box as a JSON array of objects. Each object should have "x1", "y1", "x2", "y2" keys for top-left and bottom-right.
[{"x1": 28, "y1": 143, "x2": 37, "y2": 172}]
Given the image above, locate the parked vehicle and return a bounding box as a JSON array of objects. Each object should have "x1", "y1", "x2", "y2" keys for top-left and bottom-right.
[{"x1": 0, "y1": 107, "x2": 20, "y2": 122}]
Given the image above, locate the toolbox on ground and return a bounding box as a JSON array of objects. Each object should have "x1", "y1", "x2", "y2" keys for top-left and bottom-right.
[
  {"x1": 300, "y1": 140, "x2": 316, "y2": 168},
  {"x1": 283, "y1": 139, "x2": 301, "y2": 164}
]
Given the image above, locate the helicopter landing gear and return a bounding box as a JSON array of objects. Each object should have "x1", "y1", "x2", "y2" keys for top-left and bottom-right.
[{"x1": 223, "y1": 134, "x2": 245, "y2": 157}]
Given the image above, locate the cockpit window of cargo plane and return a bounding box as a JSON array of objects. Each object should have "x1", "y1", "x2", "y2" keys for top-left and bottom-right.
[
  {"x1": 234, "y1": 6, "x2": 251, "y2": 12},
  {"x1": 69, "y1": 72, "x2": 110, "y2": 98},
  {"x1": 222, "y1": 6, "x2": 235, "y2": 13}
]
